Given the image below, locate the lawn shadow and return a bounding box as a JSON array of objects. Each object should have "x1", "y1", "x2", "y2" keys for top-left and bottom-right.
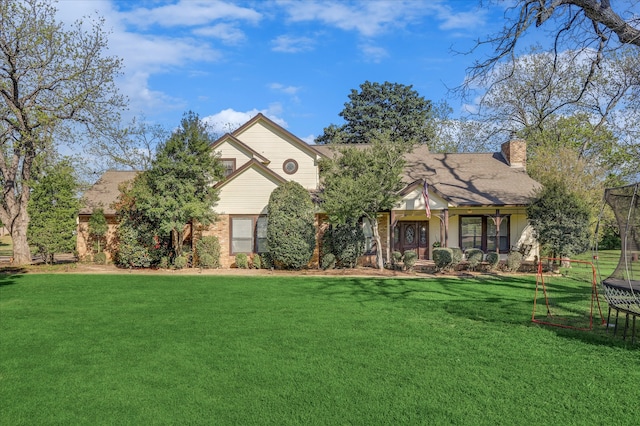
[
  {"x1": 0, "y1": 268, "x2": 27, "y2": 286},
  {"x1": 310, "y1": 274, "x2": 638, "y2": 350}
]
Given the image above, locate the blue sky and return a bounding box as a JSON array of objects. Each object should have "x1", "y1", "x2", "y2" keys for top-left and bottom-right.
[{"x1": 56, "y1": 0, "x2": 509, "y2": 143}]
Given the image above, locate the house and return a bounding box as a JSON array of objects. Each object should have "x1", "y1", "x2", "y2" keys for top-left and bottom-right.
[{"x1": 77, "y1": 113, "x2": 541, "y2": 267}]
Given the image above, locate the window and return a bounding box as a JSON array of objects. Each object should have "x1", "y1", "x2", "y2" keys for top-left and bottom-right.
[
  {"x1": 256, "y1": 216, "x2": 268, "y2": 253},
  {"x1": 221, "y1": 159, "x2": 236, "y2": 177},
  {"x1": 362, "y1": 218, "x2": 374, "y2": 253},
  {"x1": 282, "y1": 159, "x2": 298, "y2": 175},
  {"x1": 459, "y1": 215, "x2": 510, "y2": 253},
  {"x1": 230, "y1": 216, "x2": 268, "y2": 254},
  {"x1": 231, "y1": 217, "x2": 253, "y2": 253}
]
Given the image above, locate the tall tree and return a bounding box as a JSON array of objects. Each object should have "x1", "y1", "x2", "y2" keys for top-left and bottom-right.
[
  {"x1": 526, "y1": 180, "x2": 591, "y2": 262},
  {"x1": 87, "y1": 115, "x2": 168, "y2": 172},
  {"x1": 320, "y1": 131, "x2": 414, "y2": 270},
  {"x1": 464, "y1": 0, "x2": 640, "y2": 97},
  {"x1": 132, "y1": 111, "x2": 224, "y2": 260},
  {"x1": 316, "y1": 81, "x2": 434, "y2": 145},
  {"x1": 0, "y1": 0, "x2": 125, "y2": 265},
  {"x1": 27, "y1": 159, "x2": 81, "y2": 264}
]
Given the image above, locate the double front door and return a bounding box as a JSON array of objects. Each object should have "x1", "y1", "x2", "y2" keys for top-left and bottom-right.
[{"x1": 395, "y1": 221, "x2": 429, "y2": 259}]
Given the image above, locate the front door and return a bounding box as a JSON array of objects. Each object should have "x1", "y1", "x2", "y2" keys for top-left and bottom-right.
[{"x1": 397, "y1": 221, "x2": 429, "y2": 259}]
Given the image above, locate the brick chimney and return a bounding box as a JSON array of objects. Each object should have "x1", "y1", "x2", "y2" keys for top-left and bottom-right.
[{"x1": 501, "y1": 139, "x2": 526, "y2": 169}]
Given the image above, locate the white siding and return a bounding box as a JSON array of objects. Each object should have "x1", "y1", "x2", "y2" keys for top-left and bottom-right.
[
  {"x1": 215, "y1": 166, "x2": 281, "y2": 215},
  {"x1": 396, "y1": 187, "x2": 448, "y2": 211},
  {"x1": 235, "y1": 121, "x2": 319, "y2": 189},
  {"x1": 213, "y1": 140, "x2": 253, "y2": 166}
]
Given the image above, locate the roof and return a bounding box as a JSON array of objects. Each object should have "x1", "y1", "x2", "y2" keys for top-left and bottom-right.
[
  {"x1": 80, "y1": 170, "x2": 138, "y2": 215},
  {"x1": 405, "y1": 150, "x2": 541, "y2": 206},
  {"x1": 314, "y1": 143, "x2": 541, "y2": 206}
]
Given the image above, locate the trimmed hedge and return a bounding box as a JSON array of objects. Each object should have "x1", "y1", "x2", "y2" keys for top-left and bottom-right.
[
  {"x1": 432, "y1": 247, "x2": 453, "y2": 271},
  {"x1": 403, "y1": 251, "x2": 418, "y2": 270},
  {"x1": 465, "y1": 248, "x2": 484, "y2": 270},
  {"x1": 506, "y1": 251, "x2": 523, "y2": 272},
  {"x1": 485, "y1": 252, "x2": 500, "y2": 270},
  {"x1": 266, "y1": 181, "x2": 316, "y2": 269}
]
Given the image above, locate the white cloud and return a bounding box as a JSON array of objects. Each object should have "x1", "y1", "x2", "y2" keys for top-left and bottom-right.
[
  {"x1": 360, "y1": 44, "x2": 388, "y2": 63},
  {"x1": 269, "y1": 83, "x2": 302, "y2": 95},
  {"x1": 193, "y1": 23, "x2": 247, "y2": 44},
  {"x1": 301, "y1": 134, "x2": 317, "y2": 144},
  {"x1": 121, "y1": 0, "x2": 261, "y2": 28},
  {"x1": 271, "y1": 35, "x2": 315, "y2": 53},
  {"x1": 275, "y1": 0, "x2": 488, "y2": 36},
  {"x1": 202, "y1": 107, "x2": 288, "y2": 136},
  {"x1": 54, "y1": 1, "x2": 224, "y2": 118}
]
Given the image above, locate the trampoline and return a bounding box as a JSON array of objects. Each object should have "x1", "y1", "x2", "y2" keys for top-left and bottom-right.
[{"x1": 598, "y1": 182, "x2": 640, "y2": 342}]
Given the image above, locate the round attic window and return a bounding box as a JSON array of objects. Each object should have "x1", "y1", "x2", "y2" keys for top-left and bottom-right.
[{"x1": 283, "y1": 159, "x2": 298, "y2": 175}]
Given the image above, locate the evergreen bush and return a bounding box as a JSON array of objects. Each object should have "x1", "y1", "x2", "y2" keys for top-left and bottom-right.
[
  {"x1": 173, "y1": 255, "x2": 187, "y2": 269},
  {"x1": 432, "y1": 248, "x2": 453, "y2": 271},
  {"x1": 450, "y1": 247, "x2": 464, "y2": 269},
  {"x1": 115, "y1": 226, "x2": 151, "y2": 268},
  {"x1": 321, "y1": 223, "x2": 365, "y2": 268},
  {"x1": 466, "y1": 248, "x2": 484, "y2": 270},
  {"x1": 196, "y1": 236, "x2": 221, "y2": 269},
  {"x1": 391, "y1": 251, "x2": 403, "y2": 270},
  {"x1": 321, "y1": 253, "x2": 337, "y2": 270},
  {"x1": 506, "y1": 251, "x2": 523, "y2": 272},
  {"x1": 235, "y1": 253, "x2": 249, "y2": 269},
  {"x1": 199, "y1": 253, "x2": 214, "y2": 269},
  {"x1": 403, "y1": 250, "x2": 418, "y2": 271},
  {"x1": 252, "y1": 254, "x2": 261, "y2": 269},
  {"x1": 261, "y1": 252, "x2": 274, "y2": 269},
  {"x1": 266, "y1": 181, "x2": 316, "y2": 269},
  {"x1": 485, "y1": 252, "x2": 500, "y2": 271}
]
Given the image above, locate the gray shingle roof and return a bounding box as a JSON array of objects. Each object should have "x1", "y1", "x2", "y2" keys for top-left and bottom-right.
[
  {"x1": 79, "y1": 170, "x2": 138, "y2": 215},
  {"x1": 314, "y1": 144, "x2": 541, "y2": 206}
]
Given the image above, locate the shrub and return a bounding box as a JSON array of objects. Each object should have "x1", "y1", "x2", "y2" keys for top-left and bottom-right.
[
  {"x1": 321, "y1": 253, "x2": 336, "y2": 270},
  {"x1": 322, "y1": 223, "x2": 365, "y2": 268},
  {"x1": 267, "y1": 181, "x2": 316, "y2": 269},
  {"x1": 391, "y1": 251, "x2": 403, "y2": 270},
  {"x1": 506, "y1": 251, "x2": 523, "y2": 272},
  {"x1": 173, "y1": 255, "x2": 187, "y2": 269},
  {"x1": 93, "y1": 252, "x2": 107, "y2": 265},
  {"x1": 235, "y1": 253, "x2": 249, "y2": 269},
  {"x1": 196, "y1": 236, "x2": 221, "y2": 269},
  {"x1": 199, "y1": 253, "x2": 215, "y2": 269},
  {"x1": 115, "y1": 226, "x2": 151, "y2": 268},
  {"x1": 432, "y1": 248, "x2": 453, "y2": 271},
  {"x1": 159, "y1": 256, "x2": 170, "y2": 269},
  {"x1": 466, "y1": 248, "x2": 484, "y2": 270},
  {"x1": 450, "y1": 247, "x2": 464, "y2": 269},
  {"x1": 485, "y1": 252, "x2": 500, "y2": 271},
  {"x1": 252, "y1": 254, "x2": 261, "y2": 269},
  {"x1": 403, "y1": 250, "x2": 418, "y2": 271},
  {"x1": 261, "y1": 252, "x2": 274, "y2": 269}
]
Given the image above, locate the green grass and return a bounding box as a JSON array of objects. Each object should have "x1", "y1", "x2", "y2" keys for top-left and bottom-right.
[
  {"x1": 1, "y1": 273, "x2": 638, "y2": 425},
  {"x1": 0, "y1": 235, "x2": 12, "y2": 257}
]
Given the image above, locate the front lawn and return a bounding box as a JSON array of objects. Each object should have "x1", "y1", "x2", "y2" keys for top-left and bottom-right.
[{"x1": 0, "y1": 273, "x2": 638, "y2": 425}]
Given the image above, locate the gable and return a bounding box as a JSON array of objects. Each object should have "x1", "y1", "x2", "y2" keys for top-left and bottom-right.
[
  {"x1": 229, "y1": 114, "x2": 321, "y2": 189},
  {"x1": 397, "y1": 181, "x2": 448, "y2": 211},
  {"x1": 211, "y1": 134, "x2": 269, "y2": 165},
  {"x1": 214, "y1": 160, "x2": 287, "y2": 215}
]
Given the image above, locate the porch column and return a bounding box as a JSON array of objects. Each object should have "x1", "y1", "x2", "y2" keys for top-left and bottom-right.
[{"x1": 443, "y1": 209, "x2": 449, "y2": 248}]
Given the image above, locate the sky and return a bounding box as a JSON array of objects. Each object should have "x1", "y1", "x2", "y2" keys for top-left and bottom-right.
[{"x1": 54, "y1": 0, "x2": 510, "y2": 144}]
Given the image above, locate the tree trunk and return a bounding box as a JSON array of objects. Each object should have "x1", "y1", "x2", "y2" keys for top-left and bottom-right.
[
  {"x1": 10, "y1": 216, "x2": 32, "y2": 265},
  {"x1": 371, "y1": 217, "x2": 384, "y2": 270}
]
